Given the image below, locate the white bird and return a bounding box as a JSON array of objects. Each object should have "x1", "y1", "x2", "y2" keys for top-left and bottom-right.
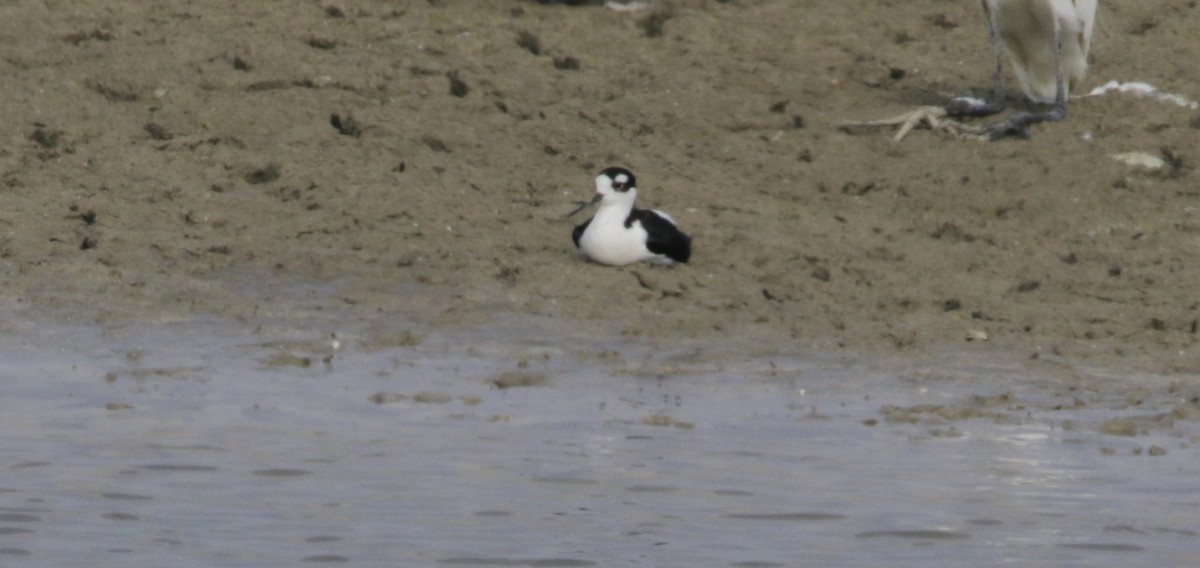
[
  {"x1": 986, "y1": 0, "x2": 1097, "y2": 105},
  {"x1": 569, "y1": 167, "x2": 692, "y2": 266},
  {"x1": 844, "y1": 0, "x2": 1098, "y2": 141},
  {"x1": 970, "y1": 0, "x2": 1098, "y2": 138}
]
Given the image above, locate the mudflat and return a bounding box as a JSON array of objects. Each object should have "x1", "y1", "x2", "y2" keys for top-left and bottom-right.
[{"x1": 1, "y1": 0, "x2": 1198, "y2": 373}]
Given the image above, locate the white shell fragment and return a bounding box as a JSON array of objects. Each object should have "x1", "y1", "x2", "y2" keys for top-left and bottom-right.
[
  {"x1": 1111, "y1": 152, "x2": 1167, "y2": 172},
  {"x1": 965, "y1": 329, "x2": 990, "y2": 342},
  {"x1": 605, "y1": 1, "x2": 653, "y2": 12}
]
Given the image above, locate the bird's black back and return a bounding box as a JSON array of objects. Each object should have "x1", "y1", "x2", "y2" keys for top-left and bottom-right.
[{"x1": 626, "y1": 208, "x2": 691, "y2": 263}]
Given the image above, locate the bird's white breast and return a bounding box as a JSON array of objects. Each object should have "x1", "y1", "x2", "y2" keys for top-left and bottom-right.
[{"x1": 578, "y1": 208, "x2": 657, "y2": 266}]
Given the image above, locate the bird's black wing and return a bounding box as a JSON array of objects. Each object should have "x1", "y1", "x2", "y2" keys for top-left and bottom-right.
[
  {"x1": 571, "y1": 218, "x2": 592, "y2": 248},
  {"x1": 627, "y1": 209, "x2": 691, "y2": 263}
]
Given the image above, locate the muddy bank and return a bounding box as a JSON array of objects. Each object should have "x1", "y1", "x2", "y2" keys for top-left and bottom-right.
[{"x1": 1, "y1": 0, "x2": 1198, "y2": 373}]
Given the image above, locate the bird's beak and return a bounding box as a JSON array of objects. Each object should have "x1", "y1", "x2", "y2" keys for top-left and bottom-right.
[{"x1": 566, "y1": 193, "x2": 603, "y2": 217}]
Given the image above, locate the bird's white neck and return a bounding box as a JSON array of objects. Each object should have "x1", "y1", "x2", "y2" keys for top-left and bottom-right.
[{"x1": 595, "y1": 189, "x2": 637, "y2": 220}]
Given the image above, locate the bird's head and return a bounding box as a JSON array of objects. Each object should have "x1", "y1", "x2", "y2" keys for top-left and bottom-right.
[
  {"x1": 567, "y1": 166, "x2": 639, "y2": 217},
  {"x1": 594, "y1": 166, "x2": 638, "y2": 207}
]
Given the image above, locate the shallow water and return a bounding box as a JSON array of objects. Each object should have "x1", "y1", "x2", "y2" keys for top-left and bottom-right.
[{"x1": 1, "y1": 315, "x2": 1197, "y2": 567}]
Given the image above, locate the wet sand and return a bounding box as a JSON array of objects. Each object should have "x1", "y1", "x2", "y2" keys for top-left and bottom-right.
[{"x1": 2, "y1": 0, "x2": 1199, "y2": 377}]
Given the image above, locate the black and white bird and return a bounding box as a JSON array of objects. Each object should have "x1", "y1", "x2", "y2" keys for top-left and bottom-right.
[{"x1": 568, "y1": 167, "x2": 691, "y2": 266}]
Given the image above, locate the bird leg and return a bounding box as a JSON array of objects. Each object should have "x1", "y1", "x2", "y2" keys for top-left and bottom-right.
[
  {"x1": 838, "y1": 5, "x2": 1007, "y2": 142},
  {"x1": 977, "y1": 15, "x2": 1068, "y2": 140},
  {"x1": 844, "y1": 3, "x2": 1070, "y2": 142},
  {"x1": 944, "y1": 2, "x2": 1009, "y2": 120}
]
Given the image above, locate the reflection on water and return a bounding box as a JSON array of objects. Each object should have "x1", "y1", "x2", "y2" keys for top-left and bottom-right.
[{"x1": 1, "y1": 314, "x2": 1197, "y2": 567}]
